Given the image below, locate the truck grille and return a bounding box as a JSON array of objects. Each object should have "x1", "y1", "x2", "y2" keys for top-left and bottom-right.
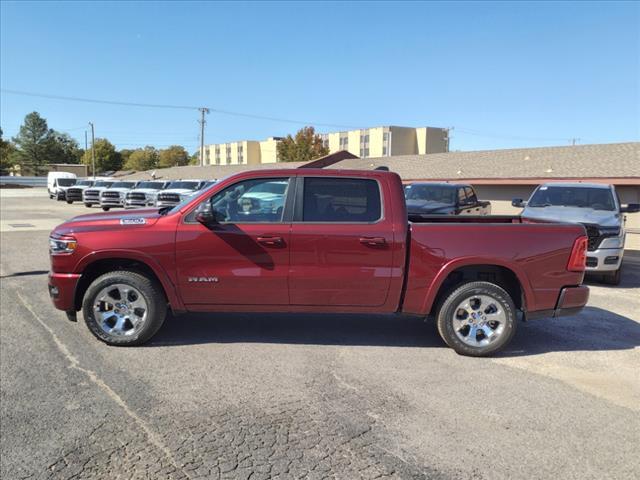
[
  {"x1": 67, "y1": 187, "x2": 83, "y2": 196},
  {"x1": 157, "y1": 193, "x2": 180, "y2": 203},
  {"x1": 102, "y1": 191, "x2": 120, "y2": 198},
  {"x1": 84, "y1": 190, "x2": 100, "y2": 200},
  {"x1": 127, "y1": 192, "x2": 147, "y2": 201}
]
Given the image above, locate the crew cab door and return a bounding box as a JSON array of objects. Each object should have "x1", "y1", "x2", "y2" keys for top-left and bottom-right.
[
  {"x1": 462, "y1": 187, "x2": 484, "y2": 215},
  {"x1": 289, "y1": 176, "x2": 394, "y2": 307},
  {"x1": 175, "y1": 176, "x2": 292, "y2": 305}
]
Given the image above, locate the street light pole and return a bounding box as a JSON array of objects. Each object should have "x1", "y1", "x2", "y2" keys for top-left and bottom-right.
[{"x1": 89, "y1": 122, "x2": 96, "y2": 177}]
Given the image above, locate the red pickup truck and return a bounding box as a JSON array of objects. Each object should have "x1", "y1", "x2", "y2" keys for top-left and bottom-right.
[{"x1": 48, "y1": 169, "x2": 589, "y2": 356}]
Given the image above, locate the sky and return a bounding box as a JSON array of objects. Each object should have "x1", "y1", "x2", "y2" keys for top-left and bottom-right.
[{"x1": 1, "y1": 1, "x2": 638, "y2": 153}]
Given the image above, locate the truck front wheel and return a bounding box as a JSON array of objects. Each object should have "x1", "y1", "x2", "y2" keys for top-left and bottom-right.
[
  {"x1": 436, "y1": 281, "x2": 517, "y2": 357},
  {"x1": 602, "y1": 267, "x2": 621, "y2": 286},
  {"x1": 82, "y1": 270, "x2": 167, "y2": 346}
]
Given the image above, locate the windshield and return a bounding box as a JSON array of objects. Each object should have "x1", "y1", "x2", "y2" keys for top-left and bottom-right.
[
  {"x1": 405, "y1": 184, "x2": 456, "y2": 204},
  {"x1": 109, "y1": 182, "x2": 136, "y2": 189},
  {"x1": 93, "y1": 181, "x2": 112, "y2": 188},
  {"x1": 76, "y1": 180, "x2": 93, "y2": 186},
  {"x1": 56, "y1": 178, "x2": 76, "y2": 186},
  {"x1": 529, "y1": 186, "x2": 616, "y2": 211},
  {"x1": 136, "y1": 182, "x2": 165, "y2": 189},
  {"x1": 168, "y1": 181, "x2": 199, "y2": 190}
]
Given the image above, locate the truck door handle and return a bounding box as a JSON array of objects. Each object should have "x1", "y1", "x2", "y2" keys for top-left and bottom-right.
[
  {"x1": 359, "y1": 237, "x2": 386, "y2": 247},
  {"x1": 256, "y1": 236, "x2": 284, "y2": 246}
]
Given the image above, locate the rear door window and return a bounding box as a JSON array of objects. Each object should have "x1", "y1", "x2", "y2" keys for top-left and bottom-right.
[{"x1": 301, "y1": 177, "x2": 381, "y2": 222}]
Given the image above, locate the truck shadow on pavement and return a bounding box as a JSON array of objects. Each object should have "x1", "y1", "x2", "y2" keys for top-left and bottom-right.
[
  {"x1": 499, "y1": 307, "x2": 640, "y2": 357},
  {"x1": 150, "y1": 313, "x2": 446, "y2": 349},
  {"x1": 149, "y1": 306, "x2": 639, "y2": 356}
]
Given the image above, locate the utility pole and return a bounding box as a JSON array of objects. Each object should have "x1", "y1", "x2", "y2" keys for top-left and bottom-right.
[
  {"x1": 198, "y1": 108, "x2": 210, "y2": 166},
  {"x1": 571, "y1": 137, "x2": 580, "y2": 146},
  {"x1": 84, "y1": 130, "x2": 88, "y2": 151},
  {"x1": 89, "y1": 122, "x2": 96, "y2": 177}
]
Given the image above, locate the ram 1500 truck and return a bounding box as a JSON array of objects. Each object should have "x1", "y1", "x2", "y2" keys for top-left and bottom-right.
[{"x1": 48, "y1": 169, "x2": 589, "y2": 357}]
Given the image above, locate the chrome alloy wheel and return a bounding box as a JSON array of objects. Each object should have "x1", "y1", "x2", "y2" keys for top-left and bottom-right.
[
  {"x1": 92, "y1": 283, "x2": 148, "y2": 337},
  {"x1": 452, "y1": 294, "x2": 506, "y2": 347}
]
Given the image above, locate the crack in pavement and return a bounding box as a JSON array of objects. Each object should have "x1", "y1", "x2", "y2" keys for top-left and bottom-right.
[{"x1": 14, "y1": 290, "x2": 192, "y2": 480}]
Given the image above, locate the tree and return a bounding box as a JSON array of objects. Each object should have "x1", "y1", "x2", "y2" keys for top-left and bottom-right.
[
  {"x1": 158, "y1": 145, "x2": 189, "y2": 168},
  {"x1": 46, "y1": 132, "x2": 83, "y2": 164},
  {"x1": 124, "y1": 146, "x2": 159, "y2": 171},
  {"x1": 119, "y1": 149, "x2": 135, "y2": 166},
  {"x1": 276, "y1": 126, "x2": 329, "y2": 163},
  {"x1": 11, "y1": 112, "x2": 52, "y2": 175},
  {"x1": 81, "y1": 138, "x2": 122, "y2": 174},
  {"x1": 0, "y1": 128, "x2": 17, "y2": 175},
  {"x1": 189, "y1": 151, "x2": 200, "y2": 165}
]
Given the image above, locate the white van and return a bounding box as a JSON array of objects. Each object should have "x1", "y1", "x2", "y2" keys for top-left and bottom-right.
[{"x1": 47, "y1": 172, "x2": 77, "y2": 200}]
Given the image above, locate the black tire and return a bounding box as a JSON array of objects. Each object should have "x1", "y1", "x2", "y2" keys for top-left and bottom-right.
[
  {"x1": 436, "y1": 281, "x2": 517, "y2": 357},
  {"x1": 84, "y1": 203, "x2": 92, "y2": 208},
  {"x1": 82, "y1": 270, "x2": 167, "y2": 346},
  {"x1": 66, "y1": 200, "x2": 73, "y2": 204},
  {"x1": 602, "y1": 267, "x2": 621, "y2": 286},
  {"x1": 102, "y1": 207, "x2": 110, "y2": 211}
]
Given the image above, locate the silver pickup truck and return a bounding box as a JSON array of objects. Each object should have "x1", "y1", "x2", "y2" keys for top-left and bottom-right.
[{"x1": 514, "y1": 182, "x2": 639, "y2": 285}]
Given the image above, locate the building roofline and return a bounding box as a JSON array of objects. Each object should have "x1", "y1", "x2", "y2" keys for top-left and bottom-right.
[{"x1": 401, "y1": 177, "x2": 640, "y2": 185}]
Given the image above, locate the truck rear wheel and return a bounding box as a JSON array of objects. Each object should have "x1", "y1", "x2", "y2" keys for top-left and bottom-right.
[
  {"x1": 436, "y1": 281, "x2": 517, "y2": 357},
  {"x1": 102, "y1": 207, "x2": 110, "y2": 211},
  {"x1": 82, "y1": 270, "x2": 167, "y2": 346}
]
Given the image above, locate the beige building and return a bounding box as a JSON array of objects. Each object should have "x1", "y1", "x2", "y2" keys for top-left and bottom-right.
[
  {"x1": 201, "y1": 126, "x2": 448, "y2": 166},
  {"x1": 320, "y1": 126, "x2": 449, "y2": 158},
  {"x1": 202, "y1": 137, "x2": 282, "y2": 166}
]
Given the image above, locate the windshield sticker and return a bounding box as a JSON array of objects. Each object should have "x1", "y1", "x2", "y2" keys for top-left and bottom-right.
[{"x1": 120, "y1": 217, "x2": 146, "y2": 225}]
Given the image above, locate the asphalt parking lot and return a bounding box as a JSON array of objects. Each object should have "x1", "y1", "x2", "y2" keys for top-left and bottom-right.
[{"x1": 1, "y1": 188, "x2": 639, "y2": 480}]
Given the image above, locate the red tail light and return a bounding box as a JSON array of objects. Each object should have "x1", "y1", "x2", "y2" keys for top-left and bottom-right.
[{"x1": 567, "y1": 236, "x2": 588, "y2": 272}]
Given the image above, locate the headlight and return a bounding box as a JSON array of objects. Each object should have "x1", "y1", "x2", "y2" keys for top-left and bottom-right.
[{"x1": 49, "y1": 236, "x2": 77, "y2": 255}]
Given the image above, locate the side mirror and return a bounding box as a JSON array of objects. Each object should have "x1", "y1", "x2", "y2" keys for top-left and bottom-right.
[
  {"x1": 620, "y1": 203, "x2": 640, "y2": 213},
  {"x1": 512, "y1": 198, "x2": 526, "y2": 208},
  {"x1": 194, "y1": 203, "x2": 217, "y2": 225}
]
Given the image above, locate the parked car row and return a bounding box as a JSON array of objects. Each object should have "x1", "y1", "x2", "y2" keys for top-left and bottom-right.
[{"x1": 48, "y1": 172, "x2": 216, "y2": 210}]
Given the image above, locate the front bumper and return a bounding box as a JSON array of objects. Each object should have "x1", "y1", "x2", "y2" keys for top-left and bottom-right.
[
  {"x1": 55, "y1": 191, "x2": 66, "y2": 200},
  {"x1": 586, "y1": 247, "x2": 624, "y2": 272},
  {"x1": 155, "y1": 200, "x2": 180, "y2": 208},
  {"x1": 100, "y1": 198, "x2": 125, "y2": 207},
  {"x1": 48, "y1": 272, "x2": 81, "y2": 312},
  {"x1": 125, "y1": 199, "x2": 153, "y2": 209}
]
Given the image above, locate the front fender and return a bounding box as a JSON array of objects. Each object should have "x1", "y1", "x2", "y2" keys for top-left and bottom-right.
[{"x1": 73, "y1": 249, "x2": 185, "y2": 312}]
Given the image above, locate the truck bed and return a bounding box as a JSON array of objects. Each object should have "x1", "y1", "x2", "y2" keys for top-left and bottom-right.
[{"x1": 401, "y1": 216, "x2": 586, "y2": 315}]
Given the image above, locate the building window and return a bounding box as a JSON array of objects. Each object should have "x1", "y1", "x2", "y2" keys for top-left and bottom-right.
[
  {"x1": 339, "y1": 134, "x2": 348, "y2": 151},
  {"x1": 359, "y1": 130, "x2": 370, "y2": 158},
  {"x1": 237, "y1": 145, "x2": 244, "y2": 163}
]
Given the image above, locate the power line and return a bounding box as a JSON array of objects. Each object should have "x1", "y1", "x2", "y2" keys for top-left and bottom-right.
[{"x1": 1, "y1": 88, "x2": 359, "y2": 129}]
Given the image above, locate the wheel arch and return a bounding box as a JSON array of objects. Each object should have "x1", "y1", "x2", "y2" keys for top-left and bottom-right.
[
  {"x1": 423, "y1": 260, "x2": 532, "y2": 316},
  {"x1": 73, "y1": 253, "x2": 183, "y2": 313}
]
